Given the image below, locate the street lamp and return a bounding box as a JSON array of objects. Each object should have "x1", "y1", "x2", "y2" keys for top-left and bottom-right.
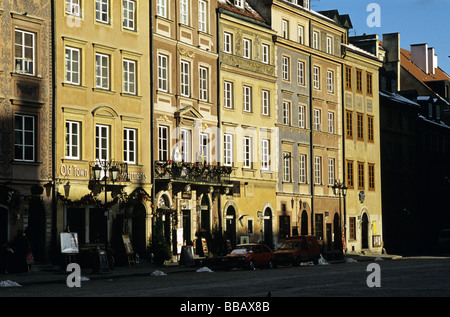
[{"x1": 331, "y1": 180, "x2": 347, "y2": 254}]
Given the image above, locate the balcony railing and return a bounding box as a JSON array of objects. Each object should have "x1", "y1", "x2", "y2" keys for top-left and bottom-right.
[{"x1": 155, "y1": 161, "x2": 231, "y2": 184}]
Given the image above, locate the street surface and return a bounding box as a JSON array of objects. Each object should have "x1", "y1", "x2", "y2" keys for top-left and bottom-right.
[{"x1": 1, "y1": 257, "x2": 449, "y2": 298}]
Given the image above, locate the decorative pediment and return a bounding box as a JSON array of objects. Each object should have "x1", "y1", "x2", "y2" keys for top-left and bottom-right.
[
  {"x1": 175, "y1": 105, "x2": 203, "y2": 121},
  {"x1": 92, "y1": 105, "x2": 119, "y2": 118}
]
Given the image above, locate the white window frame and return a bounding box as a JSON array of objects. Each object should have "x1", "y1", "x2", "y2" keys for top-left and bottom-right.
[
  {"x1": 243, "y1": 38, "x2": 252, "y2": 59},
  {"x1": 313, "y1": 66, "x2": 320, "y2": 90},
  {"x1": 14, "y1": 29, "x2": 36, "y2": 75},
  {"x1": 283, "y1": 152, "x2": 291, "y2": 182},
  {"x1": 157, "y1": 0, "x2": 167, "y2": 18},
  {"x1": 327, "y1": 70, "x2": 334, "y2": 93},
  {"x1": 298, "y1": 25, "x2": 304, "y2": 44},
  {"x1": 314, "y1": 156, "x2": 322, "y2": 185},
  {"x1": 158, "y1": 125, "x2": 169, "y2": 161},
  {"x1": 297, "y1": 60, "x2": 305, "y2": 86},
  {"x1": 198, "y1": 0, "x2": 207, "y2": 33},
  {"x1": 282, "y1": 56, "x2": 290, "y2": 81},
  {"x1": 235, "y1": 0, "x2": 244, "y2": 9},
  {"x1": 180, "y1": 128, "x2": 192, "y2": 162},
  {"x1": 95, "y1": 53, "x2": 110, "y2": 90},
  {"x1": 199, "y1": 133, "x2": 209, "y2": 163},
  {"x1": 328, "y1": 112, "x2": 334, "y2": 134},
  {"x1": 261, "y1": 139, "x2": 270, "y2": 171},
  {"x1": 326, "y1": 36, "x2": 333, "y2": 54},
  {"x1": 180, "y1": 60, "x2": 190, "y2": 97},
  {"x1": 66, "y1": 0, "x2": 81, "y2": 17},
  {"x1": 96, "y1": 124, "x2": 109, "y2": 161},
  {"x1": 314, "y1": 108, "x2": 321, "y2": 131},
  {"x1": 224, "y1": 81, "x2": 234, "y2": 109},
  {"x1": 243, "y1": 136, "x2": 252, "y2": 169},
  {"x1": 262, "y1": 44, "x2": 269, "y2": 64},
  {"x1": 243, "y1": 85, "x2": 252, "y2": 112},
  {"x1": 223, "y1": 133, "x2": 233, "y2": 167},
  {"x1": 66, "y1": 120, "x2": 80, "y2": 160},
  {"x1": 283, "y1": 101, "x2": 290, "y2": 126},
  {"x1": 224, "y1": 32, "x2": 233, "y2": 54},
  {"x1": 282, "y1": 19, "x2": 289, "y2": 39},
  {"x1": 65, "y1": 46, "x2": 80, "y2": 85},
  {"x1": 123, "y1": 59, "x2": 137, "y2": 95},
  {"x1": 180, "y1": 0, "x2": 189, "y2": 25},
  {"x1": 14, "y1": 114, "x2": 35, "y2": 162},
  {"x1": 199, "y1": 66, "x2": 208, "y2": 102},
  {"x1": 124, "y1": 128, "x2": 137, "y2": 164},
  {"x1": 95, "y1": 0, "x2": 110, "y2": 24},
  {"x1": 313, "y1": 31, "x2": 320, "y2": 50},
  {"x1": 123, "y1": 0, "x2": 136, "y2": 31},
  {"x1": 299, "y1": 154, "x2": 307, "y2": 184},
  {"x1": 262, "y1": 90, "x2": 270, "y2": 116},
  {"x1": 328, "y1": 158, "x2": 335, "y2": 186},
  {"x1": 298, "y1": 105, "x2": 305, "y2": 129},
  {"x1": 158, "y1": 54, "x2": 168, "y2": 92}
]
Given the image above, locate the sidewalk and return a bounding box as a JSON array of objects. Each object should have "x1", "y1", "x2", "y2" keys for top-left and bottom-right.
[{"x1": 0, "y1": 252, "x2": 402, "y2": 287}]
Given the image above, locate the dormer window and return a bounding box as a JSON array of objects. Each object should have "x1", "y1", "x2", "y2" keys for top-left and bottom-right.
[
  {"x1": 235, "y1": 0, "x2": 244, "y2": 10},
  {"x1": 302, "y1": 0, "x2": 310, "y2": 10}
]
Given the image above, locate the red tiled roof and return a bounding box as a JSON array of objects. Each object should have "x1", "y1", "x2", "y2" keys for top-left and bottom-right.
[
  {"x1": 218, "y1": 0, "x2": 267, "y2": 23},
  {"x1": 400, "y1": 48, "x2": 450, "y2": 83}
]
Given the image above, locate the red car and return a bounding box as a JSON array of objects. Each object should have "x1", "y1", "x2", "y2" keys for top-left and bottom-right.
[{"x1": 222, "y1": 244, "x2": 275, "y2": 270}]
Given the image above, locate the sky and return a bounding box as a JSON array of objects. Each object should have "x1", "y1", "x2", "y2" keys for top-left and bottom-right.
[{"x1": 311, "y1": 0, "x2": 450, "y2": 75}]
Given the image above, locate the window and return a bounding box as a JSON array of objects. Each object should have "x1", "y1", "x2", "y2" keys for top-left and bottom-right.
[
  {"x1": 158, "y1": 54, "x2": 168, "y2": 92},
  {"x1": 243, "y1": 38, "x2": 252, "y2": 59},
  {"x1": 180, "y1": 60, "x2": 190, "y2": 97},
  {"x1": 261, "y1": 139, "x2": 270, "y2": 171},
  {"x1": 200, "y1": 133, "x2": 209, "y2": 163},
  {"x1": 283, "y1": 152, "x2": 291, "y2": 182},
  {"x1": 224, "y1": 32, "x2": 233, "y2": 54},
  {"x1": 349, "y1": 217, "x2": 356, "y2": 240},
  {"x1": 299, "y1": 154, "x2": 307, "y2": 184},
  {"x1": 326, "y1": 36, "x2": 333, "y2": 54},
  {"x1": 328, "y1": 112, "x2": 334, "y2": 134},
  {"x1": 367, "y1": 115, "x2": 374, "y2": 142},
  {"x1": 356, "y1": 69, "x2": 362, "y2": 93},
  {"x1": 66, "y1": 0, "x2": 81, "y2": 16},
  {"x1": 298, "y1": 25, "x2": 304, "y2": 44},
  {"x1": 123, "y1": 59, "x2": 136, "y2": 95},
  {"x1": 313, "y1": 31, "x2": 319, "y2": 50},
  {"x1": 243, "y1": 136, "x2": 252, "y2": 168},
  {"x1": 243, "y1": 86, "x2": 252, "y2": 112},
  {"x1": 314, "y1": 156, "x2": 322, "y2": 185},
  {"x1": 65, "y1": 47, "x2": 80, "y2": 85},
  {"x1": 65, "y1": 121, "x2": 80, "y2": 160},
  {"x1": 262, "y1": 90, "x2": 270, "y2": 116},
  {"x1": 15, "y1": 114, "x2": 35, "y2": 162},
  {"x1": 358, "y1": 162, "x2": 364, "y2": 189},
  {"x1": 357, "y1": 113, "x2": 364, "y2": 140},
  {"x1": 180, "y1": 129, "x2": 191, "y2": 162},
  {"x1": 298, "y1": 105, "x2": 305, "y2": 128},
  {"x1": 123, "y1": 128, "x2": 136, "y2": 164},
  {"x1": 158, "y1": 126, "x2": 169, "y2": 161},
  {"x1": 235, "y1": 0, "x2": 244, "y2": 9},
  {"x1": 282, "y1": 101, "x2": 290, "y2": 126},
  {"x1": 346, "y1": 110, "x2": 353, "y2": 139},
  {"x1": 262, "y1": 44, "x2": 269, "y2": 64},
  {"x1": 224, "y1": 81, "x2": 234, "y2": 109},
  {"x1": 347, "y1": 160, "x2": 354, "y2": 189},
  {"x1": 157, "y1": 0, "x2": 167, "y2": 18},
  {"x1": 314, "y1": 108, "x2": 321, "y2": 131},
  {"x1": 313, "y1": 66, "x2": 320, "y2": 89},
  {"x1": 199, "y1": 66, "x2": 208, "y2": 101},
  {"x1": 123, "y1": 0, "x2": 136, "y2": 31},
  {"x1": 328, "y1": 158, "x2": 335, "y2": 186},
  {"x1": 95, "y1": 124, "x2": 109, "y2": 161},
  {"x1": 95, "y1": 0, "x2": 110, "y2": 24},
  {"x1": 223, "y1": 134, "x2": 233, "y2": 166},
  {"x1": 14, "y1": 29, "x2": 35, "y2": 75},
  {"x1": 368, "y1": 163, "x2": 375, "y2": 190},
  {"x1": 367, "y1": 72, "x2": 373, "y2": 96},
  {"x1": 282, "y1": 20, "x2": 289, "y2": 39},
  {"x1": 198, "y1": 0, "x2": 207, "y2": 33},
  {"x1": 95, "y1": 53, "x2": 110, "y2": 89},
  {"x1": 345, "y1": 66, "x2": 352, "y2": 90},
  {"x1": 282, "y1": 56, "x2": 290, "y2": 81},
  {"x1": 180, "y1": 0, "x2": 189, "y2": 25},
  {"x1": 303, "y1": 0, "x2": 310, "y2": 10},
  {"x1": 327, "y1": 70, "x2": 334, "y2": 93},
  {"x1": 297, "y1": 60, "x2": 305, "y2": 86}
]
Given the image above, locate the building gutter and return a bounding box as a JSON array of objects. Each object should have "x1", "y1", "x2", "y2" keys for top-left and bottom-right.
[{"x1": 150, "y1": 3, "x2": 156, "y2": 225}]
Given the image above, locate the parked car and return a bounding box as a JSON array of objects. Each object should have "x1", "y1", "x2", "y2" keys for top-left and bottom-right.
[
  {"x1": 274, "y1": 235, "x2": 321, "y2": 266},
  {"x1": 439, "y1": 229, "x2": 450, "y2": 249},
  {"x1": 222, "y1": 244, "x2": 274, "y2": 270}
]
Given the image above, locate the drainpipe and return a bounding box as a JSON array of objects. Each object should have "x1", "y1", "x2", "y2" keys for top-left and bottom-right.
[
  {"x1": 216, "y1": 7, "x2": 223, "y2": 237},
  {"x1": 341, "y1": 43, "x2": 347, "y2": 251},
  {"x1": 308, "y1": 20, "x2": 314, "y2": 236},
  {"x1": 150, "y1": 2, "x2": 155, "y2": 239}
]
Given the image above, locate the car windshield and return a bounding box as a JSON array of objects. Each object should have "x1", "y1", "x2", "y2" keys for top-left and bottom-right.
[
  {"x1": 230, "y1": 245, "x2": 253, "y2": 254},
  {"x1": 279, "y1": 241, "x2": 302, "y2": 250}
]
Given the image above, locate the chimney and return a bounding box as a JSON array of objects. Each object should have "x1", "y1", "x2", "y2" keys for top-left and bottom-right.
[
  {"x1": 428, "y1": 47, "x2": 438, "y2": 75},
  {"x1": 411, "y1": 43, "x2": 429, "y2": 74}
]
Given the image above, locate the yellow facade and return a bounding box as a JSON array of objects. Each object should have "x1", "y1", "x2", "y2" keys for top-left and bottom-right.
[
  {"x1": 343, "y1": 46, "x2": 383, "y2": 253},
  {"x1": 218, "y1": 4, "x2": 278, "y2": 248},
  {"x1": 54, "y1": 0, "x2": 152, "y2": 259}
]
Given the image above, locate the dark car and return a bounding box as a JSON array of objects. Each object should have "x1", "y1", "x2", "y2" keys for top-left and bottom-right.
[
  {"x1": 222, "y1": 244, "x2": 274, "y2": 270},
  {"x1": 274, "y1": 235, "x2": 321, "y2": 266}
]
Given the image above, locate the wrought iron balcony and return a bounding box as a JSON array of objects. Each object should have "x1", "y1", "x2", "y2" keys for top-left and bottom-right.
[{"x1": 155, "y1": 161, "x2": 231, "y2": 185}]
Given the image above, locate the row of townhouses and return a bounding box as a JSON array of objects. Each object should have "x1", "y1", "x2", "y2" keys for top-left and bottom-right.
[{"x1": 0, "y1": 0, "x2": 449, "y2": 267}]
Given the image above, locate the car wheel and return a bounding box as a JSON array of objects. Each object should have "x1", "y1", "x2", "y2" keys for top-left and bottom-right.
[
  {"x1": 248, "y1": 260, "x2": 255, "y2": 270},
  {"x1": 267, "y1": 260, "x2": 274, "y2": 269}
]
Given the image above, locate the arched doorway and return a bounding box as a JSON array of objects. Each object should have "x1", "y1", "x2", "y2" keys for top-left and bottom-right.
[
  {"x1": 263, "y1": 207, "x2": 273, "y2": 249},
  {"x1": 361, "y1": 213, "x2": 369, "y2": 249},
  {"x1": 300, "y1": 210, "x2": 308, "y2": 235},
  {"x1": 200, "y1": 195, "x2": 210, "y2": 231},
  {"x1": 132, "y1": 202, "x2": 147, "y2": 258},
  {"x1": 225, "y1": 206, "x2": 236, "y2": 248}
]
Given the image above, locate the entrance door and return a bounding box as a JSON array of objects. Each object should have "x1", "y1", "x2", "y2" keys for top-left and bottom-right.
[
  {"x1": 182, "y1": 210, "x2": 191, "y2": 244},
  {"x1": 89, "y1": 208, "x2": 107, "y2": 244},
  {"x1": 132, "y1": 202, "x2": 147, "y2": 257},
  {"x1": 361, "y1": 213, "x2": 369, "y2": 249},
  {"x1": 225, "y1": 206, "x2": 236, "y2": 248},
  {"x1": 301, "y1": 210, "x2": 308, "y2": 235},
  {"x1": 263, "y1": 208, "x2": 273, "y2": 249}
]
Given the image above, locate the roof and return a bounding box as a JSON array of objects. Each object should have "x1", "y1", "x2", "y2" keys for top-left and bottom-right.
[
  {"x1": 218, "y1": 0, "x2": 267, "y2": 24},
  {"x1": 400, "y1": 48, "x2": 450, "y2": 83}
]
